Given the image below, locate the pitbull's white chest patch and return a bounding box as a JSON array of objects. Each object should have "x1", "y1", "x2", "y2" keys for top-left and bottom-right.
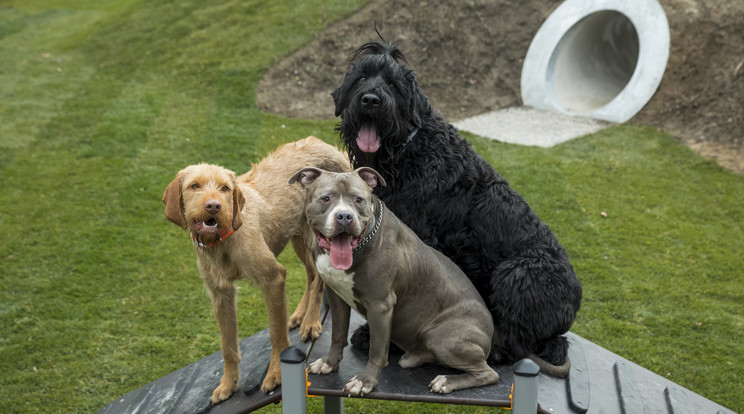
[{"x1": 315, "y1": 254, "x2": 359, "y2": 312}]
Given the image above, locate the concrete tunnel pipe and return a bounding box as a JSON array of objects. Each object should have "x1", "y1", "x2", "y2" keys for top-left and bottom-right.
[{"x1": 521, "y1": 0, "x2": 670, "y2": 123}]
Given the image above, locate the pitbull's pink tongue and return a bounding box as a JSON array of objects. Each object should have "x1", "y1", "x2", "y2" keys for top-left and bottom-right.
[
  {"x1": 357, "y1": 124, "x2": 381, "y2": 153},
  {"x1": 329, "y1": 233, "x2": 353, "y2": 270}
]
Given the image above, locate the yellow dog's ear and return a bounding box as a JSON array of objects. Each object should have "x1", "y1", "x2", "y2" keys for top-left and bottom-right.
[
  {"x1": 162, "y1": 174, "x2": 187, "y2": 229},
  {"x1": 231, "y1": 185, "x2": 245, "y2": 231}
]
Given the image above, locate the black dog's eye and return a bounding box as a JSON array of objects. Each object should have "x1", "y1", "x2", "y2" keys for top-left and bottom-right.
[
  {"x1": 190, "y1": 183, "x2": 200, "y2": 190},
  {"x1": 359, "y1": 77, "x2": 366, "y2": 83},
  {"x1": 388, "y1": 82, "x2": 395, "y2": 89}
]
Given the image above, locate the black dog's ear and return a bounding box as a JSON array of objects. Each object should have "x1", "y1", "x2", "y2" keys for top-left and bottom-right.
[
  {"x1": 331, "y1": 88, "x2": 342, "y2": 117},
  {"x1": 407, "y1": 71, "x2": 431, "y2": 128},
  {"x1": 355, "y1": 167, "x2": 387, "y2": 189},
  {"x1": 289, "y1": 167, "x2": 323, "y2": 188}
]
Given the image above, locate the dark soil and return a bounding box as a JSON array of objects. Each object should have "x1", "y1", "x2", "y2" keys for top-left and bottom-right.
[{"x1": 257, "y1": 0, "x2": 744, "y2": 174}]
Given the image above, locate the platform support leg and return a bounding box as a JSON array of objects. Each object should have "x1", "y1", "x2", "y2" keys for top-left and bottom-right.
[
  {"x1": 323, "y1": 396, "x2": 343, "y2": 414},
  {"x1": 280, "y1": 347, "x2": 307, "y2": 414},
  {"x1": 512, "y1": 358, "x2": 540, "y2": 414}
]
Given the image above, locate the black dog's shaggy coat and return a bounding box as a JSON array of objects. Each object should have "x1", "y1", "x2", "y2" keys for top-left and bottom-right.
[{"x1": 332, "y1": 41, "x2": 582, "y2": 367}]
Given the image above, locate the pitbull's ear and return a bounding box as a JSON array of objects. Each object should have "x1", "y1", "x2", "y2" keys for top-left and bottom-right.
[
  {"x1": 289, "y1": 167, "x2": 323, "y2": 188},
  {"x1": 162, "y1": 173, "x2": 187, "y2": 229},
  {"x1": 355, "y1": 167, "x2": 387, "y2": 189}
]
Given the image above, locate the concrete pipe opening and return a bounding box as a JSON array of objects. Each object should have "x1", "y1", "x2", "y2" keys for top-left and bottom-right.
[
  {"x1": 521, "y1": 0, "x2": 669, "y2": 123},
  {"x1": 550, "y1": 11, "x2": 639, "y2": 114}
]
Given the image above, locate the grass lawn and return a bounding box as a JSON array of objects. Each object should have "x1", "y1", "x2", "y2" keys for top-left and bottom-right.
[{"x1": 1, "y1": 1, "x2": 742, "y2": 413}]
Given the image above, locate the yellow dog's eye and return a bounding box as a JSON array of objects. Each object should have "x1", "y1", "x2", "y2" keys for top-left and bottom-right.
[
  {"x1": 190, "y1": 183, "x2": 200, "y2": 190},
  {"x1": 220, "y1": 185, "x2": 230, "y2": 192}
]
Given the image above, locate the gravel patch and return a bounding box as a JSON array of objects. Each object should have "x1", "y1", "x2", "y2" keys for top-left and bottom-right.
[{"x1": 453, "y1": 106, "x2": 610, "y2": 148}]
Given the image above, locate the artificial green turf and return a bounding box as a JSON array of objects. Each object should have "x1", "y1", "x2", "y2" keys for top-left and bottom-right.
[{"x1": 1, "y1": 1, "x2": 742, "y2": 413}]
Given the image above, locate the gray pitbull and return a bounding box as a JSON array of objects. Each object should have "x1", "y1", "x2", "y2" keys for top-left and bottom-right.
[{"x1": 289, "y1": 167, "x2": 499, "y2": 395}]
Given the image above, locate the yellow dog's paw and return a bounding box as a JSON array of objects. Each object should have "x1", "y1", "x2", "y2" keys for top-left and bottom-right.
[
  {"x1": 288, "y1": 311, "x2": 304, "y2": 330},
  {"x1": 300, "y1": 321, "x2": 323, "y2": 342},
  {"x1": 211, "y1": 381, "x2": 238, "y2": 404},
  {"x1": 260, "y1": 368, "x2": 281, "y2": 393}
]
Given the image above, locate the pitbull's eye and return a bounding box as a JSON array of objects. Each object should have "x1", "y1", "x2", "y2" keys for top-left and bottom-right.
[
  {"x1": 190, "y1": 183, "x2": 200, "y2": 190},
  {"x1": 355, "y1": 197, "x2": 364, "y2": 205},
  {"x1": 321, "y1": 196, "x2": 331, "y2": 203}
]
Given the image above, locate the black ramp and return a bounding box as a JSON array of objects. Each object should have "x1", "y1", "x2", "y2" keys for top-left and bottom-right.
[
  {"x1": 536, "y1": 333, "x2": 737, "y2": 414},
  {"x1": 98, "y1": 325, "x2": 311, "y2": 414},
  {"x1": 100, "y1": 306, "x2": 738, "y2": 414}
]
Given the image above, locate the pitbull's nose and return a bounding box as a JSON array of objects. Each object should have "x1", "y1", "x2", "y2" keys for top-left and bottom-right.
[
  {"x1": 361, "y1": 93, "x2": 381, "y2": 108},
  {"x1": 204, "y1": 199, "x2": 222, "y2": 215},
  {"x1": 335, "y1": 211, "x2": 354, "y2": 226}
]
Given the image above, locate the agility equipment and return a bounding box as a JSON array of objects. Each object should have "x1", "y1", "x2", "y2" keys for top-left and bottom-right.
[{"x1": 99, "y1": 307, "x2": 735, "y2": 414}]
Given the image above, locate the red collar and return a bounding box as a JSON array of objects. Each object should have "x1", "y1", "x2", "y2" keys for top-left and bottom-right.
[{"x1": 193, "y1": 210, "x2": 236, "y2": 248}]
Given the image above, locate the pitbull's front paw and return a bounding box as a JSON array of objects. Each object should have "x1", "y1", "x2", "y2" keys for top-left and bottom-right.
[
  {"x1": 343, "y1": 374, "x2": 377, "y2": 396},
  {"x1": 307, "y1": 358, "x2": 336, "y2": 375},
  {"x1": 429, "y1": 375, "x2": 452, "y2": 394}
]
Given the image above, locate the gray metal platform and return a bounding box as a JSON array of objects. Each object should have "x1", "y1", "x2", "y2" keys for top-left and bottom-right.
[{"x1": 99, "y1": 307, "x2": 737, "y2": 413}]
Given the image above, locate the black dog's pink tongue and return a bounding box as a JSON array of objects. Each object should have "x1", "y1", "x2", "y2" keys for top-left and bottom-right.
[
  {"x1": 329, "y1": 233, "x2": 353, "y2": 270},
  {"x1": 357, "y1": 124, "x2": 381, "y2": 153}
]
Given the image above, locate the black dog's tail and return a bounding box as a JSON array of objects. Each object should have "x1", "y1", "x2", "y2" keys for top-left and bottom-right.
[
  {"x1": 349, "y1": 324, "x2": 371, "y2": 353},
  {"x1": 488, "y1": 334, "x2": 571, "y2": 377},
  {"x1": 526, "y1": 335, "x2": 571, "y2": 377},
  {"x1": 528, "y1": 354, "x2": 571, "y2": 378},
  {"x1": 350, "y1": 323, "x2": 403, "y2": 354}
]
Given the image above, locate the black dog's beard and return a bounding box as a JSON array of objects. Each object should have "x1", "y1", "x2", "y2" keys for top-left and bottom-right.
[{"x1": 337, "y1": 87, "x2": 416, "y2": 180}]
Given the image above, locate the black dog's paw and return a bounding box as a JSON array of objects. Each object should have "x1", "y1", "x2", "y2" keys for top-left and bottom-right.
[
  {"x1": 350, "y1": 323, "x2": 403, "y2": 354},
  {"x1": 487, "y1": 345, "x2": 516, "y2": 366},
  {"x1": 350, "y1": 324, "x2": 371, "y2": 353}
]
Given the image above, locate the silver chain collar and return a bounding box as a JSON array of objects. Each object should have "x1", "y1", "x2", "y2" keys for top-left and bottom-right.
[
  {"x1": 353, "y1": 199, "x2": 384, "y2": 254},
  {"x1": 401, "y1": 128, "x2": 419, "y2": 148}
]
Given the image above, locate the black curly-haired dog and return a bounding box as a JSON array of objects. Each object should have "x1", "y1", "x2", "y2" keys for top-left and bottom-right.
[{"x1": 331, "y1": 41, "x2": 582, "y2": 375}]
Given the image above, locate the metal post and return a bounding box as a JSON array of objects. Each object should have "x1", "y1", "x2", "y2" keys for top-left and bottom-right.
[
  {"x1": 512, "y1": 358, "x2": 540, "y2": 414},
  {"x1": 323, "y1": 395, "x2": 343, "y2": 414},
  {"x1": 280, "y1": 346, "x2": 307, "y2": 414}
]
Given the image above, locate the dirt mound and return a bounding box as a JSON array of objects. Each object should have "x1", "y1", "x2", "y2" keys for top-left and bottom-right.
[{"x1": 257, "y1": 0, "x2": 744, "y2": 173}]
